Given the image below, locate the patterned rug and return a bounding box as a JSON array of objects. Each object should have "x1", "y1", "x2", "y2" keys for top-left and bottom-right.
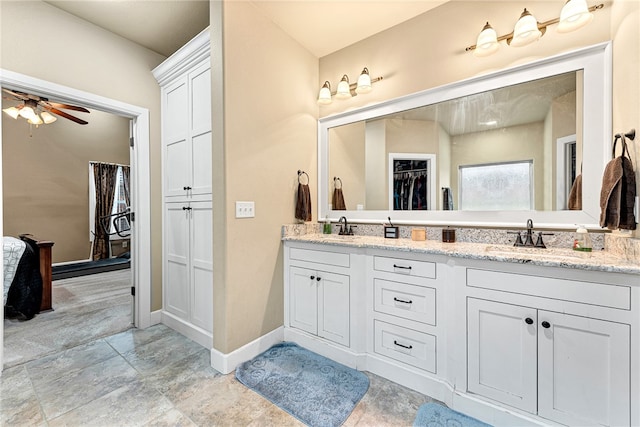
[
  {"x1": 235, "y1": 342, "x2": 369, "y2": 427},
  {"x1": 413, "y1": 402, "x2": 492, "y2": 427}
]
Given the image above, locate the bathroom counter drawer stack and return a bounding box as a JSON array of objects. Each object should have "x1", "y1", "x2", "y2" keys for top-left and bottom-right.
[{"x1": 367, "y1": 251, "x2": 444, "y2": 376}]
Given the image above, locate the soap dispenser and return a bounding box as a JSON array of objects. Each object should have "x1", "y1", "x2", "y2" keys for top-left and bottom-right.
[
  {"x1": 323, "y1": 215, "x2": 332, "y2": 234},
  {"x1": 572, "y1": 225, "x2": 592, "y2": 252}
]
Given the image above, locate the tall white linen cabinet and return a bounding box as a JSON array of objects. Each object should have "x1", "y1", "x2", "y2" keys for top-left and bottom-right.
[{"x1": 153, "y1": 28, "x2": 213, "y2": 348}]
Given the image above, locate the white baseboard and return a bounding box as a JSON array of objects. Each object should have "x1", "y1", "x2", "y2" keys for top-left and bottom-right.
[
  {"x1": 283, "y1": 328, "x2": 364, "y2": 370},
  {"x1": 149, "y1": 310, "x2": 162, "y2": 325},
  {"x1": 210, "y1": 327, "x2": 284, "y2": 374},
  {"x1": 161, "y1": 311, "x2": 212, "y2": 349}
]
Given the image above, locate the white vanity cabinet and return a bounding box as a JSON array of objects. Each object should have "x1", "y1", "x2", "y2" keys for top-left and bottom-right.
[
  {"x1": 285, "y1": 244, "x2": 355, "y2": 348},
  {"x1": 465, "y1": 266, "x2": 633, "y2": 427},
  {"x1": 153, "y1": 28, "x2": 213, "y2": 348}
]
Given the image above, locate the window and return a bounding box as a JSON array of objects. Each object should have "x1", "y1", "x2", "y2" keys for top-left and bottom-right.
[{"x1": 459, "y1": 160, "x2": 534, "y2": 210}]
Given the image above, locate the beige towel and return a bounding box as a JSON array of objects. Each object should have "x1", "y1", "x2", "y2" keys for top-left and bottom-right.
[
  {"x1": 332, "y1": 188, "x2": 346, "y2": 210},
  {"x1": 568, "y1": 174, "x2": 582, "y2": 210}
]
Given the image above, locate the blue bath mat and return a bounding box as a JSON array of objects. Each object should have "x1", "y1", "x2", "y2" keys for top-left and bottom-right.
[
  {"x1": 235, "y1": 341, "x2": 369, "y2": 427},
  {"x1": 414, "y1": 402, "x2": 492, "y2": 427}
]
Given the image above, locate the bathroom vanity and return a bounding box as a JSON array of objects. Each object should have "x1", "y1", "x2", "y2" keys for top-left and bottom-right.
[{"x1": 283, "y1": 234, "x2": 639, "y2": 427}]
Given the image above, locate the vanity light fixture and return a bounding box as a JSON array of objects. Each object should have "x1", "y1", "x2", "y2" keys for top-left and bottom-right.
[
  {"x1": 466, "y1": 1, "x2": 604, "y2": 56},
  {"x1": 317, "y1": 67, "x2": 383, "y2": 105}
]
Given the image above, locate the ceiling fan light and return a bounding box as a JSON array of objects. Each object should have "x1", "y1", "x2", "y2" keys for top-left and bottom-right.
[
  {"x1": 510, "y1": 8, "x2": 542, "y2": 47},
  {"x1": 317, "y1": 81, "x2": 332, "y2": 105},
  {"x1": 355, "y1": 68, "x2": 372, "y2": 94},
  {"x1": 557, "y1": 0, "x2": 593, "y2": 33},
  {"x1": 335, "y1": 75, "x2": 352, "y2": 100},
  {"x1": 28, "y1": 114, "x2": 43, "y2": 125},
  {"x1": 474, "y1": 22, "x2": 500, "y2": 57},
  {"x1": 40, "y1": 111, "x2": 57, "y2": 124},
  {"x1": 18, "y1": 105, "x2": 37, "y2": 121},
  {"x1": 3, "y1": 106, "x2": 21, "y2": 119}
]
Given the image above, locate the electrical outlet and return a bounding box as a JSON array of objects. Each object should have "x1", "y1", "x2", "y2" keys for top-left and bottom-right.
[{"x1": 235, "y1": 201, "x2": 255, "y2": 218}]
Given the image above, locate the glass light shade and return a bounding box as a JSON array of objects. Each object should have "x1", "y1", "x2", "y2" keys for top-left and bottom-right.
[
  {"x1": 18, "y1": 105, "x2": 37, "y2": 121},
  {"x1": 510, "y1": 9, "x2": 542, "y2": 47},
  {"x1": 335, "y1": 75, "x2": 352, "y2": 100},
  {"x1": 355, "y1": 68, "x2": 372, "y2": 94},
  {"x1": 41, "y1": 111, "x2": 57, "y2": 124},
  {"x1": 317, "y1": 81, "x2": 332, "y2": 105},
  {"x1": 557, "y1": 0, "x2": 593, "y2": 33},
  {"x1": 474, "y1": 22, "x2": 499, "y2": 57},
  {"x1": 28, "y1": 114, "x2": 43, "y2": 125},
  {"x1": 3, "y1": 106, "x2": 21, "y2": 119}
]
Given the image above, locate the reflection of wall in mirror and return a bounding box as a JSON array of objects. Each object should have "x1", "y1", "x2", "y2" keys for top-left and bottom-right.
[{"x1": 328, "y1": 122, "x2": 365, "y2": 211}]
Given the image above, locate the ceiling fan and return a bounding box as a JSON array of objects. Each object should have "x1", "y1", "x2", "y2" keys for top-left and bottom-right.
[{"x1": 2, "y1": 88, "x2": 90, "y2": 125}]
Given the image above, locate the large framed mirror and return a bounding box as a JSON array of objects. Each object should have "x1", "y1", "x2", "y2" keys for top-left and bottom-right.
[{"x1": 319, "y1": 42, "x2": 611, "y2": 229}]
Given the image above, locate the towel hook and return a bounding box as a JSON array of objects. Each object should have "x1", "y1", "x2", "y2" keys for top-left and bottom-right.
[
  {"x1": 625, "y1": 129, "x2": 636, "y2": 140},
  {"x1": 297, "y1": 170, "x2": 309, "y2": 185},
  {"x1": 334, "y1": 176, "x2": 342, "y2": 189}
]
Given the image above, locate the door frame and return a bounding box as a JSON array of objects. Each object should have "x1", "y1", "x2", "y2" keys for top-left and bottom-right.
[{"x1": 0, "y1": 69, "x2": 152, "y2": 372}]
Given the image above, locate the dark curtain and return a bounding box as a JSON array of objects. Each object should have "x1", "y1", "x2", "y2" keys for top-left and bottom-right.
[
  {"x1": 92, "y1": 162, "x2": 119, "y2": 260},
  {"x1": 122, "y1": 165, "x2": 131, "y2": 206}
]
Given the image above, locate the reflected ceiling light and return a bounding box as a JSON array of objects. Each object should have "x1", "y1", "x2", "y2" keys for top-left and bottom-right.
[
  {"x1": 2, "y1": 106, "x2": 21, "y2": 119},
  {"x1": 557, "y1": 0, "x2": 594, "y2": 33},
  {"x1": 317, "y1": 67, "x2": 383, "y2": 105},
  {"x1": 509, "y1": 8, "x2": 543, "y2": 47},
  {"x1": 465, "y1": 3, "x2": 603, "y2": 57}
]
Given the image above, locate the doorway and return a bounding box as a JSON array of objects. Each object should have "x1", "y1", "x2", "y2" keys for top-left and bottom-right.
[{"x1": 0, "y1": 69, "x2": 152, "y2": 372}]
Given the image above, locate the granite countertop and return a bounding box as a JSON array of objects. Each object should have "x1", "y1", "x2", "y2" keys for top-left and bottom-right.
[{"x1": 283, "y1": 233, "x2": 640, "y2": 275}]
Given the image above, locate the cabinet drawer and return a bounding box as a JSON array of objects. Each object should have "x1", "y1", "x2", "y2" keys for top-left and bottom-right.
[
  {"x1": 467, "y1": 268, "x2": 631, "y2": 310},
  {"x1": 373, "y1": 256, "x2": 435, "y2": 279},
  {"x1": 289, "y1": 247, "x2": 350, "y2": 268},
  {"x1": 374, "y1": 279, "x2": 436, "y2": 325},
  {"x1": 374, "y1": 320, "x2": 436, "y2": 373}
]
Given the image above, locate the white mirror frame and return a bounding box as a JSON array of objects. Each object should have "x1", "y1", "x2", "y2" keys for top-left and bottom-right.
[{"x1": 318, "y1": 42, "x2": 612, "y2": 229}]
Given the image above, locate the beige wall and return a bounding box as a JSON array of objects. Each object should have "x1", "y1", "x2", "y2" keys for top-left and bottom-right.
[
  {"x1": 213, "y1": 1, "x2": 318, "y2": 353},
  {"x1": 2, "y1": 102, "x2": 129, "y2": 263},
  {"x1": 329, "y1": 122, "x2": 366, "y2": 210},
  {"x1": 0, "y1": 1, "x2": 167, "y2": 309}
]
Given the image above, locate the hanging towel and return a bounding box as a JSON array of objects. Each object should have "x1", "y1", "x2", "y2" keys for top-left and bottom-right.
[
  {"x1": 332, "y1": 188, "x2": 346, "y2": 210},
  {"x1": 599, "y1": 134, "x2": 637, "y2": 230},
  {"x1": 568, "y1": 174, "x2": 582, "y2": 210},
  {"x1": 295, "y1": 182, "x2": 312, "y2": 222}
]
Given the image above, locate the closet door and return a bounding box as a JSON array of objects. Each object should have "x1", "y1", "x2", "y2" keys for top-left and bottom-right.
[
  {"x1": 164, "y1": 202, "x2": 190, "y2": 320},
  {"x1": 189, "y1": 201, "x2": 213, "y2": 333}
]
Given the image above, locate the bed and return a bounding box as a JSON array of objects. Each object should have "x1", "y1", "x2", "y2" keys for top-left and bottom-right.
[{"x1": 3, "y1": 234, "x2": 54, "y2": 320}]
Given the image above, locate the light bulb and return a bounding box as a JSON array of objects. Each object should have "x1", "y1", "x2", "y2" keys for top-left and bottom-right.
[
  {"x1": 510, "y1": 9, "x2": 542, "y2": 47},
  {"x1": 335, "y1": 75, "x2": 352, "y2": 100},
  {"x1": 355, "y1": 68, "x2": 372, "y2": 94},
  {"x1": 474, "y1": 22, "x2": 499, "y2": 57},
  {"x1": 557, "y1": 0, "x2": 593, "y2": 33},
  {"x1": 317, "y1": 81, "x2": 332, "y2": 105}
]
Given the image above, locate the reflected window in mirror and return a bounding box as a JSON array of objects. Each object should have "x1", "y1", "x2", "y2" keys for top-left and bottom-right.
[{"x1": 459, "y1": 160, "x2": 533, "y2": 210}]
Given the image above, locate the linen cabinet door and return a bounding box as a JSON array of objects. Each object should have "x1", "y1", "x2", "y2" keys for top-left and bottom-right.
[
  {"x1": 163, "y1": 77, "x2": 191, "y2": 198},
  {"x1": 289, "y1": 266, "x2": 318, "y2": 335},
  {"x1": 538, "y1": 311, "x2": 630, "y2": 427},
  {"x1": 467, "y1": 298, "x2": 537, "y2": 413},
  {"x1": 317, "y1": 271, "x2": 350, "y2": 346},
  {"x1": 188, "y1": 62, "x2": 212, "y2": 197},
  {"x1": 164, "y1": 203, "x2": 190, "y2": 320},
  {"x1": 189, "y1": 201, "x2": 213, "y2": 334}
]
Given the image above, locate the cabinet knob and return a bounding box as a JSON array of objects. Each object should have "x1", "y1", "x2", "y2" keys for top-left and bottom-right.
[
  {"x1": 316, "y1": 276, "x2": 321, "y2": 281},
  {"x1": 310, "y1": 275, "x2": 315, "y2": 280},
  {"x1": 541, "y1": 321, "x2": 551, "y2": 329},
  {"x1": 183, "y1": 186, "x2": 192, "y2": 191},
  {"x1": 525, "y1": 317, "x2": 534, "y2": 325}
]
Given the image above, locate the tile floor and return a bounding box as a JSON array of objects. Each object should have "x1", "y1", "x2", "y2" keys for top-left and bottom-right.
[{"x1": 1, "y1": 324, "x2": 435, "y2": 426}]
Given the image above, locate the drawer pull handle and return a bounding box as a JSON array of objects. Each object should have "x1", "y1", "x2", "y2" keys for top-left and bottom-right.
[
  {"x1": 525, "y1": 317, "x2": 534, "y2": 325},
  {"x1": 394, "y1": 340, "x2": 413, "y2": 350},
  {"x1": 541, "y1": 321, "x2": 551, "y2": 329},
  {"x1": 393, "y1": 297, "x2": 413, "y2": 304},
  {"x1": 393, "y1": 264, "x2": 412, "y2": 270}
]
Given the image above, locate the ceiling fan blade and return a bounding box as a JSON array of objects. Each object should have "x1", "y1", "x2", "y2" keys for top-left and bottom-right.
[
  {"x1": 2, "y1": 88, "x2": 29, "y2": 101},
  {"x1": 41, "y1": 101, "x2": 90, "y2": 113},
  {"x1": 46, "y1": 106, "x2": 89, "y2": 125}
]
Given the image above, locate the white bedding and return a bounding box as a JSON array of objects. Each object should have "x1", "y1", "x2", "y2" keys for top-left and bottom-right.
[{"x1": 3, "y1": 236, "x2": 26, "y2": 304}]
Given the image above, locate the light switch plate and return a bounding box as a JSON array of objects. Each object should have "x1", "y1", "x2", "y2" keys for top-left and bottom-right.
[{"x1": 235, "y1": 201, "x2": 255, "y2": 218}]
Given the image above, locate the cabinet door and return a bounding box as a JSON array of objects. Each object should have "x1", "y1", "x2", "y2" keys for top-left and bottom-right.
[
  {"x1": 189, "y1": 62, "x2": 212, "y2": 196},
  {"x1": 163, "y1": 78, "x2": 191, "y2": 198},
  {"x1": 538, "y1": 311, "x2": 630, "y2": 427},
  {"x1": 317, "y1": 271, "x2": 350, "y2": 346},
  {"x1": 290, "y1": 266, "x2": 318, "y2": 335},
  {"x1": 164, "y1": 203, "x2": 190, "y2": 319},
  {"x1": 467, "y1": 298, "x2": 537, "y2": 413},
  {"x1": 189, "y1": 201, "x2": 213, "y2": 333}
]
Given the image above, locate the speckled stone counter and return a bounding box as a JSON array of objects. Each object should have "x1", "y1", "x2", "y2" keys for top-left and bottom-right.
[{"x1": 282, "y1": 229, "x2": 640, "y2": 275}]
